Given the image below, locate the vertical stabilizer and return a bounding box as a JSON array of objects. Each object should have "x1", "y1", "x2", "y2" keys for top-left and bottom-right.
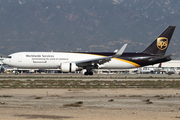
[
  {"x1": 158, "y1": 63, "x2": 162, "y2": 68},
  {"x1": 142, "y1": 26, "x2": 176, "y2": 55}
]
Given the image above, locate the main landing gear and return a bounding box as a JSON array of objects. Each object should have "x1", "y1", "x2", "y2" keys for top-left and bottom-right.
[
  {"x1": 84, "y1": 64, "x2": 98, "y2": 76},
  {"x1": 84, "y1": 69, "x2": 94, "y2": 75},
  {"x1": 84, "y1": 71, "x2": 93, "y2": 75}
]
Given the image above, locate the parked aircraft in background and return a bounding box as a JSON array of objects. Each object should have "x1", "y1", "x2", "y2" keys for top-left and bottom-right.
[
  {"x1": 153, "y1": 63, "x2": 162, "y2": 73},
  {"x1": 0, "y1": 64, "x2": 4, "y2": 73},
  {"x1": 3, "y1": 26, "x2": 176, "y2": 75}
]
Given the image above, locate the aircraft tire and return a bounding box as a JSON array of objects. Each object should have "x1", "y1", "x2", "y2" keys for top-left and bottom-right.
[
  {"x1": 84, "y1": 72, "x2": 93, "y2": 75},
  {"x1": 89, "y1": 72, "x2": 93, "y2": 75},
  {"x1": 15, "y1": 72, "x2": 19, "y2": 75},
  {"x1": 84, "y1": 72, "x2": 89, "y2": 75}
]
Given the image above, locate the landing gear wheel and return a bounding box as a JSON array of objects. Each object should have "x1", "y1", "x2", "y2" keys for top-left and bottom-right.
[
  {"x1": 84, "y1": 71, "x2": 93, "y2": 75},
  {"x1": 15, "y1": 72, "x2": 19, "y2": 75},
  {"x1": 89, "y1": 71, "x2": 93, "y2": 75},
  {"x1": 84, "y1": 72, "x2": 89, "y2": 75}
]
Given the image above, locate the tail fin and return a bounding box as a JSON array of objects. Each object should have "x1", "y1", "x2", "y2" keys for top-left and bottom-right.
[
  {"x1": 158, "y1": 63, "x2": 162, "y2": 68},
  {"x1": 142, "y1": 26, "x2": 176, "y2": 56}
]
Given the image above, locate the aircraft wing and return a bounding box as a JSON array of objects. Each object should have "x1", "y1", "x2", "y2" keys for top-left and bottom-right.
[
  {"x1": 76, "y1": 56, "x2": 112, "y2": 67},
  {"x1": 76, "y1": 44, "x2": 127, "y2": 67}
]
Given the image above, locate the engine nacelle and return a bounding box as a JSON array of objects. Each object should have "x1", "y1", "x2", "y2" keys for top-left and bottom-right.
[{"x1": 60, "y1": 63, "x2": 77, "y2": 72}]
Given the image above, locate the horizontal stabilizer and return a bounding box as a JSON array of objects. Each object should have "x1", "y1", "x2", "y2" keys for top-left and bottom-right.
[{"x1": 149, "y1": 54, "x2": 174, "y2": 62}]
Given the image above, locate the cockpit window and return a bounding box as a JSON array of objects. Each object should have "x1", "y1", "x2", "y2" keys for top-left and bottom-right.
[{"x1": 7, "y1": 56, "x2": 12, "y2": 58}]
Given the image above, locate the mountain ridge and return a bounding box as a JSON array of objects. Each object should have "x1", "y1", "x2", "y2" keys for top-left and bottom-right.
[{"x1": 0, "y1": 0, "x2": 179, "y2": 59}]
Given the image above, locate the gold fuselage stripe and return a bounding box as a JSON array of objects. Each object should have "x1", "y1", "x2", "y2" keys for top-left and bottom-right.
[
  {"x1": 113, "y1": 58, "x2": 141, "y2": 68},
  {"x1": 70, "y1": 52, "x2": 141, "y2": 68}
]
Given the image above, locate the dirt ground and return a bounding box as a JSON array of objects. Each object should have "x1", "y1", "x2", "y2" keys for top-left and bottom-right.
[{"x1": 0, "y1": 88, "x2": 180, "y2": 120}]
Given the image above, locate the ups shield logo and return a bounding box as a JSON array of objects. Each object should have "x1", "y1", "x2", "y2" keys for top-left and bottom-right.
[{"x1": 157, "y1": 37, "x2": 168, "y2": 50}]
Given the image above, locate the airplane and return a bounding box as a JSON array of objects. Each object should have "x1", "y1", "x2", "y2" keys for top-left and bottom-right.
[
  {"x1": 153, "y1": 63, "x2": 162, "y2": 73},
  {"x1": 2, "y1": 26, "x2": 176, "y2": 75}
]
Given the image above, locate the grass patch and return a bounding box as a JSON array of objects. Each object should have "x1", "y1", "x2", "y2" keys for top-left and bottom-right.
[
  {"x1": 0, "y1": 78, "x2": 180, "y2": 89},
  {"x1": 0, "y1": 95, "x2": 13, "y2": 97},
  {"x1": 63, "y1": 101, "x2": 83, "y2": 107},
  {"x1": 129, "y1": 95, "x2": 142, "y2": 97},
  {"x1": 34, "y1": 96, "x2": 43, "y2": 99}
]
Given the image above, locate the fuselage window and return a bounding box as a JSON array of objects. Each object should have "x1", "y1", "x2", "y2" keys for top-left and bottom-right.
[{"x1": 7, "y1": 56, "x2": 12, "y2": 58}]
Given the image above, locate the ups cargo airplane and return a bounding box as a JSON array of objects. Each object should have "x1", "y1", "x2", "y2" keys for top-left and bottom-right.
[{"x1": 3, "y1": 26, "x2": 176, "y2": 75}]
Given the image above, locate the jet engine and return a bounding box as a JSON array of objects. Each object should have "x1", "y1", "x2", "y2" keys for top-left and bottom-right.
[{"x1": 60, "y1": 63, "x2": 77, "y2": 72}]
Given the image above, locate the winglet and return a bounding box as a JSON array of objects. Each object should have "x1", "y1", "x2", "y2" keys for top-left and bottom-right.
[{"x1": 113, "y1": 44, "x2": 127, "y2": 58}]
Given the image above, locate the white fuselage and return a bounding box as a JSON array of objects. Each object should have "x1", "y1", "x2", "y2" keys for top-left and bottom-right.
[{"x1": 3, "y1": 52, "x2": 137, "y2": 69}]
